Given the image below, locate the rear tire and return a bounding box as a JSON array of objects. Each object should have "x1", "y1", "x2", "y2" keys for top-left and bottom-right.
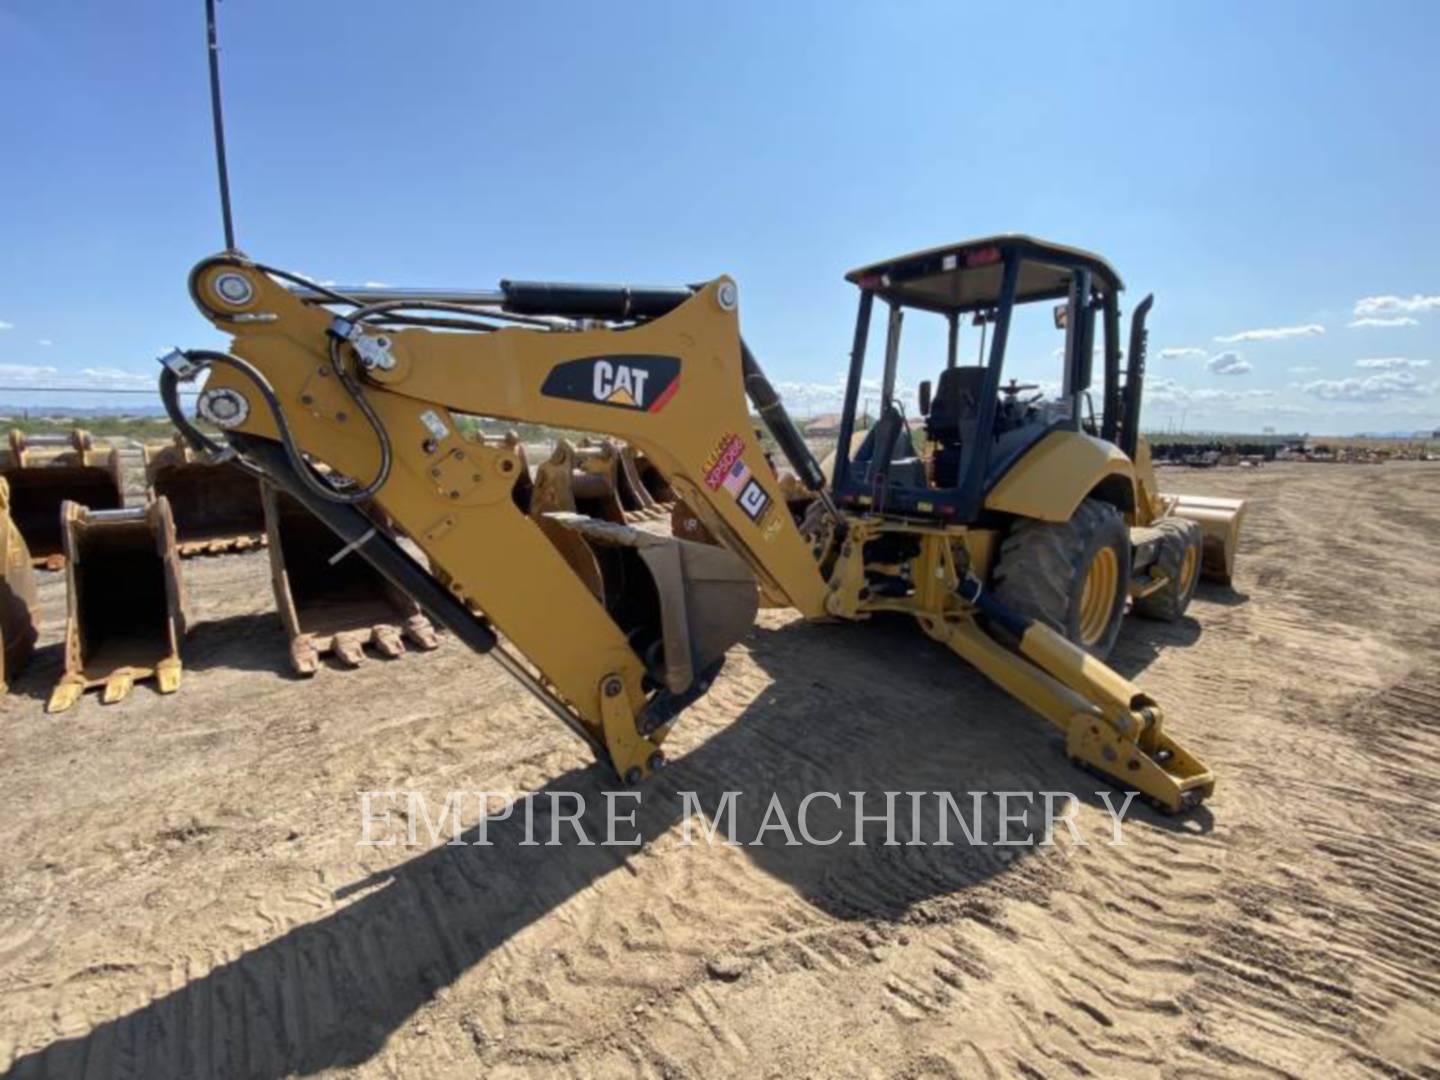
[
  {"x1": 992, "y1": 498, "x2": 1130, "y2": 660},
  {"x1": 1133, "y1": 517, "x2": 1202, "y2": 622}
]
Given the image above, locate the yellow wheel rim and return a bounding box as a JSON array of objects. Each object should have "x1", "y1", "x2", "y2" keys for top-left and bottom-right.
[
  {"x1": 1179, "y1": 543, "x2": 1199, "y2": 594},
  {"x1": 1077, "y1": 546, "x2": 1120, "y2": 646}
]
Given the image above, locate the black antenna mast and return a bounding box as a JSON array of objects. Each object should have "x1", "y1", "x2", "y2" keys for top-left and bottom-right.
[{"x1": 205, "y1": 0, "x2": 237, "y2": 250}]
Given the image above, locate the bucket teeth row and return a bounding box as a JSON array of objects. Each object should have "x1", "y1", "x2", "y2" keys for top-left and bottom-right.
[
  {"x1": 262, "y1": 483, "x2": 440, "y2": 678},
  {"x1": 9, "y1": 431, "x2": 689, "y2": 707}
]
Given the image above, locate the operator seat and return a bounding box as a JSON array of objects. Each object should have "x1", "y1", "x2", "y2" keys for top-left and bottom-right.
[
  {"x1": 926, "y1": 366, "x2": 989, "y2": 488},
  {"x1": 851, "y1": 403, "x2": 927, "y2": 490}
]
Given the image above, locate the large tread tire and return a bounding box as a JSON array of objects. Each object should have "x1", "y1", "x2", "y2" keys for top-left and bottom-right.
[
  {"x1": 1133, "y1": 517, "x2": 1202, "y2": 622},
  {"x1": 992, "y1": 498, "x2": 1131, "y2": 660}
]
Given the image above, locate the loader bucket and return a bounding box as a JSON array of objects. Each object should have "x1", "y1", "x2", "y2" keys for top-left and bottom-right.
[
  {"x1": 1166, "y1": 493, "x2": 1246, "y2": 585},
  {"x1": 1, "y1": 430, "x2": 124, "y2": 567},
  {"x1": 143, "y1": 437, "x2": 266, "y2": 555},
  {"x1": 1, "y1": 478, "x2": 41, "y2": 689},
  {"x1": 262, "y1": 483, "x2": 439, "y2": 675},
  {"x1": 47, "y1": 499, "x2": 187, "y2": 712},
  {"x1": 542, "y1": 513, "x2": 758, "y2": 695}
]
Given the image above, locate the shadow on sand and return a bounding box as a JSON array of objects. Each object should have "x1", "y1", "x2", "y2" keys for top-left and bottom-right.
[{"x1": 5, "y1": 611, "x2": 1210, "y2": 1078}]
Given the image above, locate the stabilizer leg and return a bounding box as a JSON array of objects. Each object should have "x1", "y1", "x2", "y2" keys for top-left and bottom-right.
[{"x1": 924, "y1": 606, "x2": 1215, "y2": 813}]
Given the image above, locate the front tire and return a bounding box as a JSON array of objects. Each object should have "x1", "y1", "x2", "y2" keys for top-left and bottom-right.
[
  {"x1": 992, "y1": 498, "x2": 1131, "y2": 660},
  {"x1": 1133, "y1": 517, "x2": 1202, "y2": 621}
]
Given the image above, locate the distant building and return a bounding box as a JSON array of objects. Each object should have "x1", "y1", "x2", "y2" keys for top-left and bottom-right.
[{"x1": 803, "y1": 413, "x2": 844, "y2": 437}]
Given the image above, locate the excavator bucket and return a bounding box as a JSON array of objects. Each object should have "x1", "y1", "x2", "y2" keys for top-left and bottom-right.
[
  {"x1": 143, "y1": 436, "x2": 266, "y2": 556},
  {"x1": 47, "y1": 499, "x2": 187, "y2": 712},
  {"x1": 262, "y1": 483, "x2": 439, "y2": 675},
  {"x1": 618, "y1": 445, "x2": 675, "y2": 520},
  {"x1": 0, "y1": 430, "x2": 124, "y2": 568},
  {"x1": 1165, "y1": 493, "x2": 1246, "y2": 585},
  {"x1": 531, "y1": 438, "x2": 676, "y2": 525},
  {"x1": 541, "y1": 513, "x2": 758, "y2": 695},
  {"x1": 1, "y1": 478, "x2": 41, "y2": 690}
]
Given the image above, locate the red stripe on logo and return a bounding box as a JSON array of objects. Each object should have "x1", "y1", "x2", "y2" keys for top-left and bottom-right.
[{"x1": 647, "y1": 376, "x2": 680, "y2": 412}]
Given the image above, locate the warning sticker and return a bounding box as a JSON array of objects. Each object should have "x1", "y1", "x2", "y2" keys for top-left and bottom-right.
[
  {"x1": 702, "y1": 432, "x2": 774, "y2": 526},
  {"x1": 419, "y1": 409, "x2": 450, "y2": 443},
  {"x1": 703, "y1": 433, "x2": 746, "y2": 490}
]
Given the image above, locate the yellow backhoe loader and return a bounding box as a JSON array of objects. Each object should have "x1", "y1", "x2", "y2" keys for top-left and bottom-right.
[{"x1": 165, "y1": 236, "x2": 1243, "y2": 811}]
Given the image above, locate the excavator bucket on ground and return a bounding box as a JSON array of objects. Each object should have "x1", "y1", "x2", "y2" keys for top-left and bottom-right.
[
  {"x1": 1164, "y1": 493, "x2": 1246, "y2": 585},
  {"x1": 262, "y1": 483, "x2": 439, "y2": 675},
  {"x1": 1, "y1": 478, "x2": 41, "y2": 691},
  {"x1": 0, "y1": 430, "x2": 124, "y2": 569},
  {"x1": 143, "y1": 435, "x2": 266, "y2": 556},
  {"x1": 47, "y1": 498, "x2": 187, "y2": 712}
]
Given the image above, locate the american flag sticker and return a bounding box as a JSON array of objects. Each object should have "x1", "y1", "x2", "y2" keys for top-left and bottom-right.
[{"x1": 722, "y1": 458, "x2": 751, "y2": 495}]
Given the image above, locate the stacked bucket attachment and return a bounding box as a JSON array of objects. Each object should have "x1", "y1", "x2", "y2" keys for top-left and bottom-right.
[
  {"x1": 47, "y1": 499, "x2": 188, "y2": 712},
  {"x1": 262, "y1": 483, "x2": 438, "y2": 675},
  {"x1": 1, "y1": 478, "x2": 41, "y2": 691},
  {"x1": 143, "y1": 435, "x2": 267, "y2": 556},
  {"x1": 0, "y1": 430, "x2": 124, "y2": 569},
  {"x1": 530, "y1": 439, "x2": 678, "y2": 527}
]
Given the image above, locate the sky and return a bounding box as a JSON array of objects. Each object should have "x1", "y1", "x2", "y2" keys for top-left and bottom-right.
[{"x1": 0, "y1": 0, "x2": 1437, "y2": 434}]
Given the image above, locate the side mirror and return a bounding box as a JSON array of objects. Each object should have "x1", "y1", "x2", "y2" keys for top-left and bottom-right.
[
  {"x1": 918, "y1": 379, "x2": 932, "y2": 416},
  {"x1": 1053, "y1": 303, "x2": 1068, "y2": 329}
]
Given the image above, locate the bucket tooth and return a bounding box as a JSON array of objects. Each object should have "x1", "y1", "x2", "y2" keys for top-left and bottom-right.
[
  {"x1": 331, "y1": 633, "x2": 366, "y2": 667},
  {"x1": 49, "y1": 498, "x2": 187, "y2": 709},
  {"x1": 46, "y1": 674, "x2": 85, "y2": 714},
  {"x1": 403, "y1": 614, "x2": 440, "y2": 650},
  {"x1": 290, "y1": 635, "x2": 320, "y2": 677},
  {"x1": 262, "y1": 483, "x2": 438, "y2": 676},
  {"x1": 101, "y1": 670, "x2": 135, "y2": 705},
  {"x1": 143, "y1": 435, "x2": 266, "y2": 557},
  {"x1": 371, "y1": 624, "x2": 405, "y2": 658},
  {"x1": 155, "y1": 657, "x2": 182, "y2": 694},
  {"x1": 1, "y1": 429, "x2": 125, "y2": 566}
]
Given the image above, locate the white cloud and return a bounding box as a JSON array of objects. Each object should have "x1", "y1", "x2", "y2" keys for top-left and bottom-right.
[
  {"x1": 1302, "y1": 370, "x2": 1435, "y2": 402},
  {"x1": 1348, "y1": 316, "x2": 1419, "y2": 329},
  {"x1": 79, "y1": 366, "x2": 151, "y2": 386},
  {"x1": 1206, "y1": 351, "x2": 1252, "y2": 375},
  {"x1": 1214, "y1": 324, "x2": 1325, "y2": 344},
  {"x1": 1157, "y1": 347, "x2": 1207, "y2": 360},
  {"x1": 775, "y1": 375, "x2": 916, "y2": 417},
  {"x1": 362, "y1": 280, "x2": 391, "y2": 289},
  {"x1": 1146, "y1": 378, "x2": 1279, "y2": 411},
  {"x1": 36, "y1": 338, "x2": 52, "y2": 347},
  {"x1": 1355, "y1": 357, "x2": 1430, "y2": 370},
  {"x1": 0, "y1": 363, "x2": 59, "y2": 380},
  {"x1": 1287, "y1": 365, "x2": 1317, "y2": 374},
  {"x1": 0, "y1": 320, "x2": 13, "y2": 331},
  {"x1": 1353, "y1": 294, "x2": 1440, "y2": 318}
]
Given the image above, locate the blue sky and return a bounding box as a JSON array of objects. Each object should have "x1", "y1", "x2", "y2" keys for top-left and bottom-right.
[{"x1": 1, "y1": 0, "x2": 1437, "y2": 433}]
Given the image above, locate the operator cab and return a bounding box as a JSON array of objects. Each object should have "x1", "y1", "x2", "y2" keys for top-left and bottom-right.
[{"x1": 832, "y1": 235, "x2": 1141, "y2": 523}]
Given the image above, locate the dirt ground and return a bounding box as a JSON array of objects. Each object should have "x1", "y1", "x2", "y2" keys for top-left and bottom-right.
[{"x1": 2, "y1": 461, "x2": 1438, "y2": 1078}]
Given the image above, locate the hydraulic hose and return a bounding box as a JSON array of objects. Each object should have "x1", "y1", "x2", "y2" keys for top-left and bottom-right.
[{"x1": 162, "y1": 349, "x2": 389, "y2": 505}]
